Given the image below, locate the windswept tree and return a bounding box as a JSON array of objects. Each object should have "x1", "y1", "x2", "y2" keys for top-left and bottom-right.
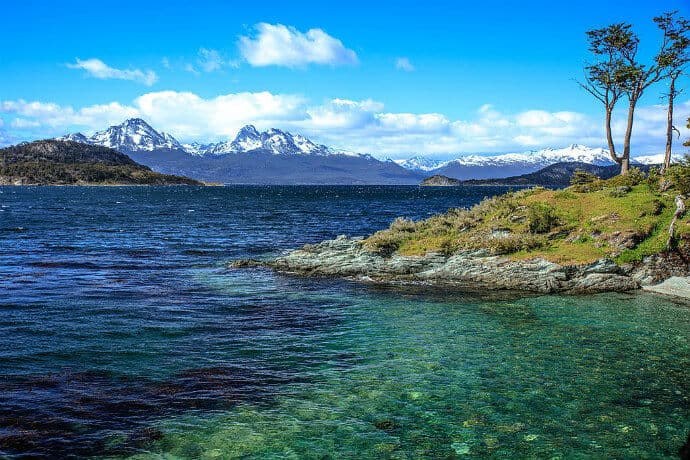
[
  {"x1": 580, "y1": 23, "x2": 670, "y2": 175},
  {"x1": 654, "y1": 11, "x2": 690, "y2": 173},
  {"x1": 578, "y1": 24, "x2": 631, "y2": 172}
]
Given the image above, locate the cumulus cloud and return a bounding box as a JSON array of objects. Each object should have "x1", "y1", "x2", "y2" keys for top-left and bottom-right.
[
  {"x1": 395, "y1": 57, "x2": 415, "y2": 72},
  {"x1": 67, "y1": 58, "x2": 158, "y2": 86},
  {"x1": 238, "y1": 23, "x2": 358, "y2": 67},
  {"x1": 1, "y1": 91, "x2": 688, "y2": 158}
]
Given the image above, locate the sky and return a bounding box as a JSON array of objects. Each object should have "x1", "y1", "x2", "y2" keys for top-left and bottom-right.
[{"x1": 1, "y1": 0, "x2": 690, "y2": 160}]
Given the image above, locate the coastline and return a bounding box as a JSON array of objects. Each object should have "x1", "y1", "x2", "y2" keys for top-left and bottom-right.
[{"x1": 233, "y1": 235, "x2": 690, "y2": 300}]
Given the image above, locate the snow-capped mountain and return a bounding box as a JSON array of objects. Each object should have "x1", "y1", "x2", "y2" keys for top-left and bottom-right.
[
  {"x1": 53, "y1": 118, "x2": 422, "y2": 184},
  {"x1": 57, "y1": 118, "x2": 184, "y2": 152},
  {"x1": 197, "y1": 125, "x2": 333, "y2": 156},
  {"x1": 58, "y1": 119, "x2": 342, "y2": 157},
  {"x1": 412, "y1": 145, "x2": 617, "y2": 180},
  {"x1": 444, "y1": 145, "x2": 613, "y2": 168},
  {"x1": 52, "y1": 118, "x2": 670, "y2": 184},
  {"x1": 393, "y1": 156, "x2": 447, "y2": 172}
]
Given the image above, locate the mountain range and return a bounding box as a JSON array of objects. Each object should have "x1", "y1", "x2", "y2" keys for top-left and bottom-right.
[
  {"x1": 58, "y1": 119, "x2": 417, "y2": 184},
  {"x1": 54, "y1": 118, "x2": 669, "y2": 184}
]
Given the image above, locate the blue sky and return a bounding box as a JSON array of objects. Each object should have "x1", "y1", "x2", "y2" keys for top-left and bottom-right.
[{"x1": 2, "y1": 0, "x2": 690, "y2": 159}]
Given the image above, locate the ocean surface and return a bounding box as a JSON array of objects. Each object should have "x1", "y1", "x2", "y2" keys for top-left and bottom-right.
[{"x1": 0, "y1": 185, "x2": 688, "y2": 459}]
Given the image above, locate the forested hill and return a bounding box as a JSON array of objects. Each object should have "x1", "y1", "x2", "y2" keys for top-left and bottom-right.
[{"x1": 0, "y1": 140, "x2": 202, "y2": 185}]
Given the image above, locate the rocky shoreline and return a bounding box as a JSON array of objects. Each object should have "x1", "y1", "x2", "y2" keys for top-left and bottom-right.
[{"x1": 233, "y1": 235, "x2": 690, "y2": 297}]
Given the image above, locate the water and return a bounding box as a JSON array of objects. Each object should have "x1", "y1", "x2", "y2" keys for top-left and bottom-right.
[{"x1": 0, "y1": 185, "x2": 688, "y2": 459}]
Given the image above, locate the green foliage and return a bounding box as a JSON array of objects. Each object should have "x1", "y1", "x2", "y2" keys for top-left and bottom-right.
[
  {"x1": 482, "y1": 233, "x2": 546, "y2": 255},
  {"x1": 667, "y1": 154, "x2": 690, "y2": 195},
  {"x1": 570, "y1": 169, "x2": 599, "y2": 186},
  {"x1": 653, "y1": 12, "x2": 690, "y2": 74},
  {"x1": 389, "y1": 217, "x2": 417, "y2": 233},
  {"x1": 609, "y1": 186, "x2": 631, "y2": 198},
  {"x1": 570, "y1": 169, "x2": 604, "y2": 192},
  {"x1": 527, "y1": 202, "x2": 559, "y2": 234},
  {"x1": 604, "y1": 167, "x2": 646, "y2": 187}
]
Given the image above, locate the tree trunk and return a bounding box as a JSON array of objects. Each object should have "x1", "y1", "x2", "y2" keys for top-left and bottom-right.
[
  {"x1": 662, "y1": 77, "x2": 676, "y2": 174},
  {"x1": 621, "y1": 98, "x2": 638, "y2": 175},
  {"x1": 605, "y1": 107, "x2": 621, "y2": 165},
  {"x1": 667, "y1": 195, "x2": 686, "y2": 250}
]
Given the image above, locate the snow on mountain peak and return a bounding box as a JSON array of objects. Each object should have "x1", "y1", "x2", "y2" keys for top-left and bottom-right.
[
  {"x1": 196, "y1": 126, "x2": 332, "y2": 156},
  {"x1": 393, "y1": 156, "x2": 447, "y2": 172},
  {"x1": 441, "y1": 145, "x2": 614, "y2": 168},
  {"x1": 58, "y1": 118, "x2": 184, "y2": 152}
]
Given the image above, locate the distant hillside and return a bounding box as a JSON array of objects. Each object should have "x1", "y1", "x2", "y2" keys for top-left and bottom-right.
[
  {"x1": 420, "y1": 175, "x2": 462, "y2": 186},
  {"x1": 0, "y1": 140, "x2": 202, "y2": 185},
  {"x1": 460, "y1": 162, "x2": 656, "y2": 187}
]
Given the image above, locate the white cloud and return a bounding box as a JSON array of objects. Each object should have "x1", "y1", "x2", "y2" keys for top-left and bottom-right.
[
  {"x1": 67, "y1": 58, "x2": 158, "y2": 86},
  {"x1": 11, "y1": 118, "x2": 41, "y2": 129},
  {"x1": 1, "y1": 91, "x2": 688, "y2": 158},
  {"x1": 133, "y1": 91, "x2": 305, "y2": 138},
  {"x1": 238, "y1": 23, "x2": 358, "y2": 68},
  {"x1": 395, "y1": 57, "x2": 415, "y2": 72}
]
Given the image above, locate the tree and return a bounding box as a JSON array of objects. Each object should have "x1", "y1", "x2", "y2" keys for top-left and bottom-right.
[
  {"x1": 654, "y1": 11, "x2": 690, "y2": 174},
  {"x1": 686, "y1": 118, "x2": 690, "y2": 147},
  {"x1": 579, "y1": 24, "x2": 632, "y2": 173},
  {"x1": 580, "y1": 23, "x2": 670, "y2": 175}
]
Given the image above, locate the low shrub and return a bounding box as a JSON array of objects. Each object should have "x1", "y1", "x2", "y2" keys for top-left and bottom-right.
[
  {"x1": 604, "y1": 167, "x2": 646, "y2": 188},
  {"x1": 527, "y1": 202, "x2": 559, "y2": 234},
  {"x1": 667, "y1": 155, "x2": 690, "y2": 195}
]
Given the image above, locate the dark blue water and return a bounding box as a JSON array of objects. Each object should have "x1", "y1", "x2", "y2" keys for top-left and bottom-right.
[{"x1": 0, "y1": 186, "x2": 688, "y2": 458}]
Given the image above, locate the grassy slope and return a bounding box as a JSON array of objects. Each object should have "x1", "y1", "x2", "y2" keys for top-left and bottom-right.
[{"x1": 364, "y1": 178, "x2": 689, "y2": 266}]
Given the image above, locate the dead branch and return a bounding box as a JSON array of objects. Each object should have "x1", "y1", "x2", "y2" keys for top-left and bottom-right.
[{"x1": 667, "y1": 195, "x2": 687, "y2": 250}]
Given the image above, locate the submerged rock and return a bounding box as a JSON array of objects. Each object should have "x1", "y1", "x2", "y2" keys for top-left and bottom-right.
[{"x1": 235, "y1": 236, "x2": 690, "y2": 295}]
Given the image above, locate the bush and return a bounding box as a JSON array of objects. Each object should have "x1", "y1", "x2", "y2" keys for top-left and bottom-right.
[
  {"x1": 667, "y1": 155, "x2": 690, "y2": 195},
  {"x1": 609, "y1": 186, "x2": 632, "y2": 198},
  {"x1": 570, "y1": 169, "x2": 599, "y2": 186},
  {"x1": 364, "y1": 230, "x2": 405, "y2": 255},
  {"x1": 604, "y1": 166, "x2": 646, "y2": 188},
  {"x1": 485, "y1": 233, "x2": 546, "y2": 255},
  {"x1": 389, "y1": 217, "x2": 417, "y2": 233},
  {"x1": 527, "y1": 202, "x2": 559, "y2": 234}
]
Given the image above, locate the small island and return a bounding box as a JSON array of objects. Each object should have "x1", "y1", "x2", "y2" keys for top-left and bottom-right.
[
  {"x1": 0, "y1": 140, "x2": 202, "y2": 186},
  {"x1": 420, "y1": 175, "x2": 462, "y2": 187}
]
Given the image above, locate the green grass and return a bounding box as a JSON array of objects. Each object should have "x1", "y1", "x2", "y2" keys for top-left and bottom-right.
[{"x1": 364, "y1": 178, "x2": 689, "y2": 266}]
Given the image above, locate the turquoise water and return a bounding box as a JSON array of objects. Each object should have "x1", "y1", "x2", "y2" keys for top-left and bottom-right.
[{"x1": 0, "y1": 186, "x2": 688, "y2": 458}]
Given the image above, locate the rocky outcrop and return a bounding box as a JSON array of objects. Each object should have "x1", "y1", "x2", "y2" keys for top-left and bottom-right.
[{"x1": 234, "y1": 235, "x2": 690, "y2": 295}]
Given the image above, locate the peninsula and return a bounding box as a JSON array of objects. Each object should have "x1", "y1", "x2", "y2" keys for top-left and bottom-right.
[
  {"x1": 237, "y1": 164, "x2": 690, "y2": 297},
  {"x1": 0, "y1": 140, "x2": 202, "y2": 186}
]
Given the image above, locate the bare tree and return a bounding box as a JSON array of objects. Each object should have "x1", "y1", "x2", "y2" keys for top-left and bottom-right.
[{"x1": 654, "y1": 11, "x2": 690, "y2": 174}]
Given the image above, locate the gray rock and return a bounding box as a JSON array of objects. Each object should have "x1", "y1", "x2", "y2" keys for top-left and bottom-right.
[{"x1": 232, "y1": 235, "x2": 689, "y2": 295}]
